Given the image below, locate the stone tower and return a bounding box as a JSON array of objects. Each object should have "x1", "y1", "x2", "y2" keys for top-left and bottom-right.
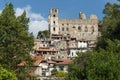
[
  {"x1": 79, "y1": 12, "x2": 86, "y2": 19},
  {"x1": 48, "y1": 8, "x2": 59, "y2": 37}
]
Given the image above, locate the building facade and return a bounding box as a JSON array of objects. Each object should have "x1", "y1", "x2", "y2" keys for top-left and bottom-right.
[{"x1": 48, "y1": 8, "x2": 99, "y2": 41}]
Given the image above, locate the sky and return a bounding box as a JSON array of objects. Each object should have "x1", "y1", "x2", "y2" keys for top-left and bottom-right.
[{"x1": 0, "y1": 0, "x2": 118, "y2": 37}]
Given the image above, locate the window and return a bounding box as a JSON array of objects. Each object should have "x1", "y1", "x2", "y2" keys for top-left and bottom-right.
[
  {"x1": 58, "y1": 56, "x2": 60, "y2": 59},
  {"x1": 55, "y1": 9, "x2": 57, "y2": 12},
  {"x1": 66, "y1": 27, "x2": 69, "y2": 31},
  {"x1": 51, "y1": 57, "x2": 55, "y2": 59},
  {"x1": 52, "y1": 9, "x2": 54, "y2": 13},
  {"x1": 62, "y1": 27, "x2": 64, "y2": 31},
  {"x1": 53, "y1": 27, "x2": 55, "y2": 31},
  {"x1": 85, "y1": 26, "x2": 88, "y2": 32},
  {"x1": 59, "y1": 66, "x2": 64, "y2": 71},
  {"x1": 53, "y1": 21, "x2": 55, "y2": 25},
  {"x1": 53, "y1": 14, "x2": 56, "y2": 17},
  {"x1": 72, "y1": 52, "x2": 74, "y2": 56},
  {"x1": 52, "y1": 9, "x2": 57, "y2": 13},
  {"x1": 91, "y1": 26, "x2": 94, "y2": 33},
  {"x1": 73, "y1": 26, "x2": 76, "y2": 28},
  {"x1": 78, "y1": 26, "x2": 81, "y2": 31}
]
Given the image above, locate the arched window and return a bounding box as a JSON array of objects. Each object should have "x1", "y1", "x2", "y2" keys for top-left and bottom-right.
[
  {"x1": 62, "y1": 27, "x2": 64, "y2": 31},
  {"x1": 53, "y1": 27, "x2": 55, "y2": 31},
  {"x1": 52, "y1": 9, "x2": 54, "y2": 13},
  {"x1": 53, "y1": 21, "x2": 55, "y2": 25},
  {"x1": 72, "y1": 52, "x2": 74, "y2": 56},
  {"x1": 66, "y1": 27, "x2": 69, "y2": 31},
  {"x1": 91, "y1": 26, "x2": 94, "y2": 33},
  {"x1": 73, "y1": 26, "x2": 76, "y2": 28},
  {"x1": 53, "y1": 14, "x2": 56, "y2": 17},
  {"x1": 78, "y1": 26, "x2": 81, "y2": 31},
  {"x1": 55, "y1": 9, "x2": 57, "y2": 13},
  {"x1": 85, "y1": 26, "x2": 88, "y2": 32}
]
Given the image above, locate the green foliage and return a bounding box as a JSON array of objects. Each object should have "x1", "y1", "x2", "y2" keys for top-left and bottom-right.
[
  {"x1": 0, "y1": 65, "x2": 17, "y2": 80},
  {"x1": 67, "y1": 41, "x2": 120, "y2": 80},
  {"x1": 51, "y1": 68, "x2": 58, "y2": 75},
  {"x1": 56, "y1": 71, "x2": 67, "y2": 77},
  {"x1": 96, "y1": 0, "x2": 120, "y2": 49},
  {"x1": 0, "y1": 3, "x2": 34, "y2": 79},
  {"x1": 51, "y1": 68, "x2": 67, "y2": 77},
  {"x1": 37, "y1": 30, "x2": 50, "y2": 39}
]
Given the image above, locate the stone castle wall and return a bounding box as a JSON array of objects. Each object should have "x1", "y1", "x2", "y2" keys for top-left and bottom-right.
[{"x1": 48, "y1": 8, "x2": 98, "y2": 41}]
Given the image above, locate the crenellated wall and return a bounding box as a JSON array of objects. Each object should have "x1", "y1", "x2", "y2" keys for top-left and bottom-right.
[{"x1": 48, "y1": 8, "x2": 98, "y2": 41}]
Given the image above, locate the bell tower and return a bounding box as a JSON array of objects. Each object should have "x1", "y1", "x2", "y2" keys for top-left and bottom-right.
[{"x1": 48, "y1": 8, "x2": 59, "y2": 37}]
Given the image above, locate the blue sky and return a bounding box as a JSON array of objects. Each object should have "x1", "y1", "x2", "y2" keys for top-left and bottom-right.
[{"x1": 0, "y1": 0, "x2": 118, "y2": 37}]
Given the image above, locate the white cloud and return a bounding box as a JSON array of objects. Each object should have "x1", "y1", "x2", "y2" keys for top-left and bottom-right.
[
  {"x1": 15, "y1": 5, "x2": 48, "y2": 37},
  {"x1": 0, "y1": 5, "x2": 48, "y2": 37},
  {"x1": 0, "y1": 10, "x2": 2, "y2": 14},
  {"x1": 15, "y1": 8, "x2": 24, "y2": 17},
  {"x1": 29, "y1": 20, "x2": 48, "y2": 38}
]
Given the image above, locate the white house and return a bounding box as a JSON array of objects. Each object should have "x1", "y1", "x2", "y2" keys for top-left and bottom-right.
[{"x1": 69, "y1": 41, "x2": 88, "y2": 58}]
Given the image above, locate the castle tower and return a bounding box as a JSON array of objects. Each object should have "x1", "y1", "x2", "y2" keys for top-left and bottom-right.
[
  {"x1": 79, "y1": 12, "x2": 86, "y2": 19},
  {"x1": 48, "y1": 8, "x2": 59, "y2": 37}
]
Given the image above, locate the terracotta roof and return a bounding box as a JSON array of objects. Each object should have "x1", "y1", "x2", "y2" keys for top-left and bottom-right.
[
  {"x1": 52, "y1": 59, "x2": 72, "y2": 65},
  {"x1": 56, "y1": 59, "x2": 72, "y2": 65},
  {"x1": 52, "y1": 59, "x2": 64, "y2": 62},
  {"x1": 18, "y1": 61, "x2": 27, "y2": 66},
  {"x1": 18, "y1": 56, "x2": 43, "y2": 66},
  {"x1": 33, "y1": 56, "x2": 43, "y2": 66},
  {"x1": 47, "y1": 60, "x2": 56, "y2": 64}
]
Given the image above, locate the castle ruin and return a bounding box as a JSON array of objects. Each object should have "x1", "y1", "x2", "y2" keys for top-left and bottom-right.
[{"x1": 48, "y1": 8, "x2": 98, "y2": 41}]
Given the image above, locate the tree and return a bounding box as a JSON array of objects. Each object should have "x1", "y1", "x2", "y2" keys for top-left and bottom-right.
[
  {"x1": 96, "y1": 0, "x2": 120, "y2": 49},
  {"x1": 67, "y1": 41, "x2": 120, "y2": 80},
  {"x1": 102, "y1": 1, "x2": 120, "y2": 39},
  {"x1": 0, "y1": 65, "x2": 17, "y2": 80},
  {"x1": 56, "y1": 71, "x2": 67, "y2": 77},
  {"x1": 0, "y1": 3, "x2": 34, "y2": 76},
  {"x1": 51, "y1": 68, "x2": 67, "y2": 78},
  {"x1": 51, "y1": 68, "x2": 57, "y2": 76},
  {"x1": 37, "y1": 30, "x2": 50, "y2": 39}
]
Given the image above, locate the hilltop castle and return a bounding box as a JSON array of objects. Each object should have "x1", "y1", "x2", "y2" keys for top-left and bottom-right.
[{"x1": 48, "y1": 8, "x2": 99, "y2": 41}]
